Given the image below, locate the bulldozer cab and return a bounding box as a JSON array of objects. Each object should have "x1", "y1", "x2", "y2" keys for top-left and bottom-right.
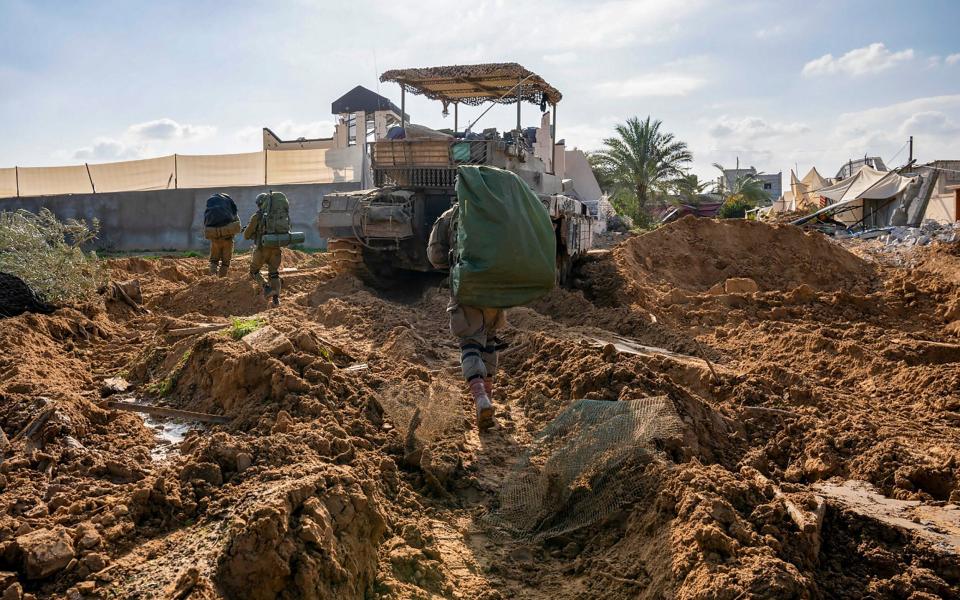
[
  {"x1": 318, "y1": 63, "x2": 592, "y2": 279},
  {"x1": 372, "y1": 62, "x2": 564, "y2": 193}
]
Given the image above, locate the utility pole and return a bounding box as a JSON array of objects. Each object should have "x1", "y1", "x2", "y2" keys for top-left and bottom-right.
[{"x1": 908, "y1": 135, "x2": 913, "y2": 162}]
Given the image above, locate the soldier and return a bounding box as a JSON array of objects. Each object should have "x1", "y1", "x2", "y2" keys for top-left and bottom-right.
[
  {"x1": 427, "y1": 205, "x2": 503, "y2": 430},
  {"x1": 243, "y1": 191, "x2": 290, "y2": 307},
  {"x1": 203, "y1": 193, "x2": 241, "y2": 277}
]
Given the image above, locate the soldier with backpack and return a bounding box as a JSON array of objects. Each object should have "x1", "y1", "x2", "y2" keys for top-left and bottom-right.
[
  {"x1": 243, "y1": 190, "x2": 304, "y2": 307},
  {"x1": 428, "y1": 203, "x2": 504, "y2": 430},
  {"x1": 427, "y1": 166, "x2": 557, "y2": 431},
  {"x1": 203, "y1": 192, "x2": 241, "y2": 277}
]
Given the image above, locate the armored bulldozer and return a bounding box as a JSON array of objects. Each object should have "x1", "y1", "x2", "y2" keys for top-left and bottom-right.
[{"x1": 317, "y1": 63, "x2": 594, "y2": 284}]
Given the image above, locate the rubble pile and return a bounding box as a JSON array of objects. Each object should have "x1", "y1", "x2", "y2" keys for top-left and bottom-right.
[
  {"x1": 880, "y1": 219, "x2": 960, "y2": 248},
  {"x1": 0, "y1": 219, "x2": 958, "y2": 599}
]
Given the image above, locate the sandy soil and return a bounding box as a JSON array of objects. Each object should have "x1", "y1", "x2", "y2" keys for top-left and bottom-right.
[{"x1": 1, "y1": 217, "x2": 958, "y2": 599}]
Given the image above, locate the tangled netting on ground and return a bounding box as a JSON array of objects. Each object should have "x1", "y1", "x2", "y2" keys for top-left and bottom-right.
[
  {"x1": 379, "y1": 377, "x2": 465, "y2": 445},
  {"x1": 0, "y1": 208, "x2": 104, "y2": 304},
  {"x1": 487, "y1": 397, "x2": 684, "y2": 541}
]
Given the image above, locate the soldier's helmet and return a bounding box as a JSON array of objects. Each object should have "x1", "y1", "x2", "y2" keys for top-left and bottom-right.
[{"x1": 255, "y1": 192, "x2": 269, "y2": 207}]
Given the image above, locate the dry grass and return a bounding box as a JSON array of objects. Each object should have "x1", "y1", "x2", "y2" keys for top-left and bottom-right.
[{"x1": 0, "y1": 208, "x2": 106, "y2": 304}]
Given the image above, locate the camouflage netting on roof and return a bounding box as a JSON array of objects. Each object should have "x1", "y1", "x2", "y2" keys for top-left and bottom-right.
[{"x1": 380, "y1": 62, "x2": 562, "y2": 109}]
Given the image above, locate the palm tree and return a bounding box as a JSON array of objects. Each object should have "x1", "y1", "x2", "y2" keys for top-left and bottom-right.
[
  {"x1": 592, "y1": 117, "x2": 692, "y2": 225},
  {"x1": 672, "y1": 173, "x2": 713, "y2": 208},
  {"x1": 712, "y1": 163, "x2": 769, "y2": 206}
]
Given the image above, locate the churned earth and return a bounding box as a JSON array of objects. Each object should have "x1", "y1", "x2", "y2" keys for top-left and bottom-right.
[{"x1": 1, "y1": 216, "x2": 958, "y2": 599}]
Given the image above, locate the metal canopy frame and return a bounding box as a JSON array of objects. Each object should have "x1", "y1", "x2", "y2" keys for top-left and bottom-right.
[
  {"x1": 382, "y1": 62, "x2": 561, "y2": 175},
  {"x1": 380, "y1": 62, "x2": 562, "y2": 108}
]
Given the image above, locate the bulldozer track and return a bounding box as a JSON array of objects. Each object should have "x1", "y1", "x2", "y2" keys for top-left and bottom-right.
[{"x1": 327, "y1": 238, "x2": 365, "y2": 275}]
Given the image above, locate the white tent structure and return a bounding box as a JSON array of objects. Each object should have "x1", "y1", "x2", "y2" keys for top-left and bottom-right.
[
  {"x1": 770, "y1": 189, "x2": 795, "y2": 213},
  {"x1": 769, "y1": 170, "x2": 801, "y2": 214},
  {"x1": 794, "y1": 165, "x2": 920, "y2": 228},
  {"x1": 794, "y1": 167, "x2": 831, "y2": 209},
  {"x1": 818, "y1": 165, "x2": 915, "y2": 203}
]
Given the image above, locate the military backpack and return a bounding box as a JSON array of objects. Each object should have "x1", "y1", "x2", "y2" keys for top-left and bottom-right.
[{"x1": 258, "y1": 191, "x2": 291, "y2": 235}]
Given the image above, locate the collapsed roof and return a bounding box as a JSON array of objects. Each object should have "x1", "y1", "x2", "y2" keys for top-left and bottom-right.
[
  {"x1": 379, "y1": 63, "x2": 562, "y2": 109},
  {"x1": 817, "y1": 165, "x2": 917, "y2": 203}
]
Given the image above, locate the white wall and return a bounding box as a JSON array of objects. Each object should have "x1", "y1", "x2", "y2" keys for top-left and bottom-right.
[{"x1": 563, "y1": 148, "x2": 602, "y2": 202}]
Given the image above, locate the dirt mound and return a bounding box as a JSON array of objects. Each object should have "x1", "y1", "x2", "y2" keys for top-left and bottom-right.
[
  {"x1": 2, "y1": 225, "x2": 959, "y2": 599},
  {"x1": 615, "y1": 216, "x2": 875, "y2": 293}
]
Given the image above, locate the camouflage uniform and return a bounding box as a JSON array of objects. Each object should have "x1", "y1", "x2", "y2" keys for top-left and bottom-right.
[
  {"x1": 208, "y1": 237, "x2": 234, "y2": 277},
  {"x1": 206, "y1": 194, "x2": 239, "y2": 277},
  {"x1": 243, "y1": 211, "x2": 282, "y2": 300},
  {"x1": 427, "y1": 206, "x2": 506, "y2": 383}
]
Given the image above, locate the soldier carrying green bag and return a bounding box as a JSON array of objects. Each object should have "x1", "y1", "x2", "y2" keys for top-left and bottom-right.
[
  {"x1": 243, "y1": 190, "x2": 305, "y2": 307},
  {"x1": 428, "y1": 166, "x2": 556, "y2": 431}
]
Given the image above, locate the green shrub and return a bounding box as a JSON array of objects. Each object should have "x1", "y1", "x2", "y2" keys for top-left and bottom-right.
[
  {"x1": 718, "y1": 194, "x2": 753, "y2": 219},
  {"x1": 228, "y1": 317, "x2": 264, "y2": 340},
  {"x1": 0, "y1": 209, "x2": 105, "y2": 304},
  {"x1": 145, "y1": 349, "x2": 192, "y2": 397}
]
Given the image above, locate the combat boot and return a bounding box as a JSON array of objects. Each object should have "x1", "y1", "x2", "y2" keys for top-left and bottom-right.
[
  {"x1": 271, "y1": 295, "x2": 280, "y2": 307},
  {"x1": 218, "y1": 264, "x2": 229, "y2": 278},
  {"x1": 469, "y1": 378, "x2": 494, "y2": 430},
  {"x1": 208, "y1": 262, "x2": 218, "y2": 276}
]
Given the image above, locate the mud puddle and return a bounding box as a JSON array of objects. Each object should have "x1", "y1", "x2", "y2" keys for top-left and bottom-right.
[{"x1": 143, "y1": 415, "x2": 201, "y2": 460}]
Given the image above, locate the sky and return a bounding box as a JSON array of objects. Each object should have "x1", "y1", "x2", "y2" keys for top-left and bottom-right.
[{"x1": 1, "y1": 0, "x2": 959, "y2": 185}]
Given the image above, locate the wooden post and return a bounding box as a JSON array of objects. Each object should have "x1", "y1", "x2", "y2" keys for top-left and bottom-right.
[
  {"x1": 173, "y1": 154, "x2": 178, "y2": 189},
  {"x1": 454, "y1": 102, "x2": 458, "y2": 132},
  {"x1": 85, "y1": 163, "x2": 96, "y2": 193},
  {"x1": 516, "y1": 81, "x2": 522, "y2": 132},
  {"x1": 14, "y1": 166, "x2": 19, "y2": 197},
  {"x1": 400, "y1": 85, "x2": 406, "y2": 130},
  {"x1": 550, "y1": 103, "x2": 557, "y2": 175}
]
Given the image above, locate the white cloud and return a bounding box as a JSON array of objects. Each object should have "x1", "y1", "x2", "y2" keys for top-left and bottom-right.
[
  {"x1": 755, "y1": 24, "x2": 784, "y2": 39},
  {"x1": 709, "y1": 116, "x2": 809, "y2": 140},
  {"x1": 69, "y1": 118, "x2": 217, "y2": 162},
  {"x1": 597, "y1": 73, "x2": 705, "y2": 98},
  {"x1": 802, "y1": 42, "x2": 914, "y2": 77},
  {"x1": 898, "y1": 111, "x2": 960, "y2": 136},
  {"x1": 372, "y1": 0, "x2": 709, "y2": 56},
  {"x1": 127, "y1": 118, "x2": 216, "y2": 141},
  {"x1": 946, "y1": 53, "x2": 960, "y2": 66},
  {"x1": 833, "y1": 95, "x2": 960, "y2": 163},
  {"x1": 73, "y1": 137, "x2": 141, "y2": 161},
  {"x1": 556, "y1": 122, "x2": 615, "y2": 151}
]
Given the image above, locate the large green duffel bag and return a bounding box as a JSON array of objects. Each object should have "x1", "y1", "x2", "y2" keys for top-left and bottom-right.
[
  {"x1": 204, "y1": 220, "x2": 241, "y2": 240},
  {"x1": 451, "y1": 165, "x2": 556, "y2": 308},
  {"x1": 260, "y1": 232, "x2": 305, "y2": 247}
]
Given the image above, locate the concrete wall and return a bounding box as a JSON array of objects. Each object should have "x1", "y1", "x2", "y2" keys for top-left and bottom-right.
[
  {"x1": 563, "y1": 149, "x2": 603, "y2": 202},
  {"x1": 0, "y1": 182, "x2": 361, "y2": 251}
]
